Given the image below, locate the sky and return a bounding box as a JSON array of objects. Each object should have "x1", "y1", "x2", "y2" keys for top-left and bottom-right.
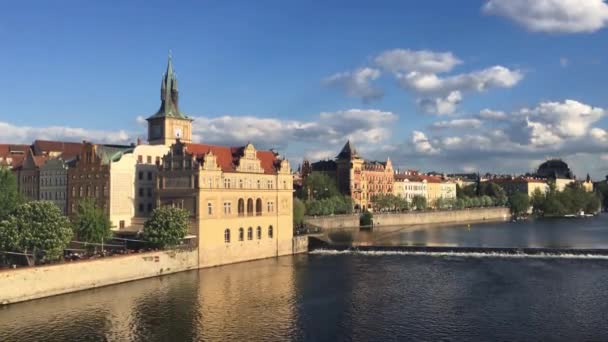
[{"x1": 1, "y1": 0, "x2": 608, "y2": 178}]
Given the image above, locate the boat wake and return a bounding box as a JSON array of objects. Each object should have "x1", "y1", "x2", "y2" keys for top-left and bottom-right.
[{"x1": 309, "y1": 248, "x2": 608, "y2": 260}]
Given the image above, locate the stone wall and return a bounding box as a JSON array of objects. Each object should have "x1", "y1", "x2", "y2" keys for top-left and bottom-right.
[
  {"x1": 0, "y1": 249, "x2": 199, "y2": 305},
  {"x1": 304, "y1": 208, "x2": 510, "y2": 230},
  {"x1": 304, "y1": 214, "x2": 360, "y2": 229},
  {"x1": 292, "y1": 236, "x2": 309, "y2": 254},
  {"x1": 374, "y1": 208, "x2": 509, "y2": 227}
]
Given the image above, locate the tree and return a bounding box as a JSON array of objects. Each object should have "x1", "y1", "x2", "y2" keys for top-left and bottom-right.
[
  {"x1": 360, "y1": 211, "x2": 373, "y2": 227},
  {"x1": 508, "y1": 192, "x2": 530, "y2": 217},
  {"x1": 5, "y1": 201, "x2": 73, "y2": 265},
  {"x1": 143, "y1": 207, "x2": 190, "y2": 248},
  {"x1": 293, "y1": 197, "x2": 305, "y2": 225},
  {"x1": 530, "y1": 188, "x2": 545, "y2": 215},
  {"x1": 73, "y1": 198, "x2": 113, "y2": 252},
  {"x1": 412, "y1": 195, "x2": 427, "y2": 211},
  {"x1": 0, "y1": 167, "x2": 21, "y2": 220},
  {"x1": 301, "y1": 173, "x2": 340, "y2": 200}
]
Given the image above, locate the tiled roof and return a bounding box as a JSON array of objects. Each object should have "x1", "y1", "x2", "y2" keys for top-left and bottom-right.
[
  {"x1": 185, "y1": 143, "x2": 279, "y2": 174},
  {"x1": 0, "y1": 144, "x2": 29, "y2": 158},
  {"x1": 418, "y1": 175, "x2": 442, "y2": 183},
  {"x1": 32, "y1": 140, "x2": 83, "y2": 159}
]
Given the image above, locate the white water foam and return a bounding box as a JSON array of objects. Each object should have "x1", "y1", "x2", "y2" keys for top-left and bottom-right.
[{"x1": 309, "y1": 249, "x2": 608, "y2": 260}]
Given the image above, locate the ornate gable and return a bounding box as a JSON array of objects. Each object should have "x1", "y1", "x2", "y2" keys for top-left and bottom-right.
[{"x1": 236, "y1": 143, "x2": 264, "y2": 173}]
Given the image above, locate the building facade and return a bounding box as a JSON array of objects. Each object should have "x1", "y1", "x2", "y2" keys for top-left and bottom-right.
[
  {"x1": 16, "y1": 149, "x2": 47, "y2": 202},
  {"x1": 157, "y1": 141, "x2": 294, "y2": 267},
  {"x1": 491, "y1": 177, "x2": 548, "y2": 196},
  {"x1": 39, "y1": 158, "x2": 69, "y2": 214},
  {"x1": 393, "y1": 173, "x2": 427, "y2": 202}
]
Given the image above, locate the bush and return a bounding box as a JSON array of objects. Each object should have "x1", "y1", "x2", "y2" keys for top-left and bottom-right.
[
  {"x1": 143, "y1": 207, "x2": 190, "y2": 248},
  {"x1": 360, "y1": 211, "x2": 373, "y2": 227}
]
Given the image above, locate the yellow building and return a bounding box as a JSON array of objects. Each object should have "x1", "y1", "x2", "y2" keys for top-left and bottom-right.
[
  {"x1": 491, "y1": 177, "x2": 548, "y2": 196},
  {"x1": 419, "y1": 175, "x2": 442, "y2": 207},
  {"x1": 582, "y1": 174, "x2": 594, "y2": 192},
  {"x1": 149, "y1": 53, "x2": 295, "y2": 267},
  {"x1": 440, "y1": 181, "x2": 457, "y2": 201}
]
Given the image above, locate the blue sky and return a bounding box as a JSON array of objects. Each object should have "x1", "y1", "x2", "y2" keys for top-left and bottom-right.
[{"x1": 1, "y1": 0, "x2": 608, "y2": 178}]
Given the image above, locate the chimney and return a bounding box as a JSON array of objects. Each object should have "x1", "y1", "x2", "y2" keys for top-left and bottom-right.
[{"x1": 137, "y1": 137, "x2": 142, "y2": 146}]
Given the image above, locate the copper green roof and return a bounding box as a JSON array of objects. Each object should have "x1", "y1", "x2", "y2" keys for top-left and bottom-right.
[
  {"x1": 95, "y1": 145, "x2": 134, "y2": 165},
  {"x1": 147, "y1": 52, "x2": 190, "y2": 120}
]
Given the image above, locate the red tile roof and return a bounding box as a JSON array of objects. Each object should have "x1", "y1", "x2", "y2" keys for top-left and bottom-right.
[
  {"x1": 418, "y1": 175, "x2": 442, "y2": 183},
  {"x1": 0, "y1": 144, "x2": 29, "y2": 158},
  {"x1": 32, "y1": 140, "x2": 83, "y2": 159},
  {"x1": 185, "y1": 143, "x2": 279, "y2": 174}
]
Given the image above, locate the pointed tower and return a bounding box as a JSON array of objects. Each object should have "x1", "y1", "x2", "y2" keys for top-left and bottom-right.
[
  {"x1": 335, "y1": 140, "x2": 364, "y2": 202},
  {"x1": 147, "y1": 52, "x2": 193, "y2": 146}
]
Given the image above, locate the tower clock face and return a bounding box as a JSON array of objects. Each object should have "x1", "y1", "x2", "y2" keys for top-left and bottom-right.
[
  {"x1": 174, "y1": 126, "x2": 183, "y2": 139},
  {"x1": 151, "y1": 125, "x2": 162, "y2": 139}
]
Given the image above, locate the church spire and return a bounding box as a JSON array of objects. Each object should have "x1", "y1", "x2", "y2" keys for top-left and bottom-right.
[{"x1": 148, "y1": 51, "x2": 186, "y2": 120}]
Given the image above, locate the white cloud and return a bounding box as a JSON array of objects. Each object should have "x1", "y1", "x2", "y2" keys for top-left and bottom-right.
[
  {"x1": 417, "y1": 91, "x2": 462, "y2": 115},
  {"x1": 0, "y1": 121, "x2": 134, "y2": 144},
  {"x1": 323, "y1": 67, "x2": 383, "y2": 102},
  {"x1": 432, "y1": 118, "x2": 483, "y2": 129},
  {"x1": 374, "y1": 49, "x2": 462, "y2": 74},
  {"x1": 483, "y1": 0, "x2": 608, "y2": 33},
  {"x1": 478, "y1": 108, "x2": 507, "y2": 120},
  {"x1": 191, "y1": 109, "x2": 397, "y2": 149},
  {"x1": 398, "y1": 66, "x2": 523, "y2": 96},
  {"x1": 411, "y1": 130, "x2": 440, "y2": 155},
  {"x1": 590, "y1": 127, "x2": 608, "y2": 142}
]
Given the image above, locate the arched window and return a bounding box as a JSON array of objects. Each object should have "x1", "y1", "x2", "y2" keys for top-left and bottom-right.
[
  {"x1": 224, "y1": 229, "x2": 230, "y2": 243},
  {"x1": 256, "y1": 226, "x2": 262, "y2": 239},
  {"x1": 239, "y1": 228, "x2": 244, "y2": 241},
  {"x1": 247, "y1": 198, "x2": 254, "y2": 216},
  {"x1": 257, "y1": 180, "x2": 261, "y2": 189},
  {"x1": 239, "y1": 179, "x2": 243, "y2": 188},
  {"x1": 238, "y1": 198, "x2": 245, "y2": 216},
  {"x1": 79, "y1": 186, "x2": 83, "y2": 197},
  {"x1": 224, "y1": 178, "x2": 231, "y2": 189},
  {"x1": 268, "y1": 225, "x2": 273, "y2": 238},
  {"x1": 283, "y1": 180, "x2": 287, "y2": 189},
  {"x1": 207, "y1": 202, "x2": 213, "y2": 215},
  {"x1": 256, "y1": 198, "x2": 262, "y2": 216},
  {"x1": 247, "y1": 227, "x2": 253, "y2": 240}
]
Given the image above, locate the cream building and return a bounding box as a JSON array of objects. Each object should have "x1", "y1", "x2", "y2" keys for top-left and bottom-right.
[
  {"x1": 157, "y1": 141, "x2": 294, "y2": 268},
  {"x1": 39, "y1": 158, "x2": 69, "y2": 214},
  {"x1": 491, "y1": 177, "x2": 548, "y2": 196},
  {"x1": 393, "y1": 173, "x2": 427, "y2": 202},
  {"x1": 440, "y1": 181, "x2": 457, "y2": 201}
]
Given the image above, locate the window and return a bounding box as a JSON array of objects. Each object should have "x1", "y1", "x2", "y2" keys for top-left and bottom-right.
[
  {"x1": 139, "y1": 188, "x2": 144, "y2": 197},
  {"x1": 148, "y1": 172, "x2": 152, "y2": 181},
  {"x1": 147, "y1": 203, "x2": 153, "y2": 212},
  {"x1": 256, "y1": 198, "x2": 262, "y2": 216},
  {"x1": 137, "y1": 155, "x2": 143, "y2": 163},
  {"x1": 120, "y1": 220, "x2": 125, "y2": 229},
  {"x1": 247, "y1": 198, "x2": 254, "y2": 216},
  {"x1": 95, "y1": 186, "x2": 100, "y2": 197},
  {"x1": 239, "y1": 228, "x2": 244, "y2": 241},
  {"x1": 238, "y1": 198, "x2": 245, "y2": 216},
  {"x1": 224, "y1": 178, "x2": 231, "y2": 189},
  {"x1": 139, "y1": 203, "x2": 144, "y2": 213},
  {"x1": 72, "y1": 187, "x2": 76, "y2": 197},
  {"x1": 138, "y1": 171, "x2": 143, "y2": 180},
  {"x1": 257, "y1": 180, "x2": 261, "y2": 189},
  {"x1": 239, "y1": 179, "x2": 243, "y2": 188},
  {"x1": 247, "y1": 227, "x2": 253, "y2": 240},
  {"x1": 267, "y1": 201, "x2": 274, "y2": 212},
  {"x1": 224, "y1": 229, "x2": 231, "y2": 243},
  {"x1": 224, "y1": 202, "x2": 231, "y2": 215},
  {"x1": 257, "y1": 226, "x2": 262, "y2": 239},
  {"x1": 208, "y1": 202, "x2": 213, "y2": 215},
  {"x1": 79, "y1": 186, "x2": 83, "y2": 197},
  {"x1": 147, "y1": 188, "x2": 152, "y2": 198},
  {"x1": 156, "y1": 157, "x2": 161, "y2": 166},
  {"x1": 147, "y1": 156, "x2": 152, "y2": 164},
  {"x1": 268, "y1": 225, "x2": 273, "y2": 239},
  {"x1": 283, "y1": 180, "x2": 287, "y2": 189}
]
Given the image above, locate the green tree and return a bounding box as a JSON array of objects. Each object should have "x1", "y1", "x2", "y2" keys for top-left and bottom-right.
[
  {"x1": 301, "y1": 173, "x2": 340, "y2": 200},
  {"x1": 360, "y1": 211, "x2": 373, "y2": 227},
  {"x1": 530, "y1": 188, "x2": 545, "y2": 215},
  {"x1": 143, "y1": 207, "x2": 190, "y2": 248},
  {"x1": 5, "y1": 201, "x2": 73, "y2": 265},
  {"x1": 0, "y1": 167, "x2": 21, "y2": 220},
  {"x1": 508, "y1": 192, "x2": 530, "y2": 217},
  {"x1": 73, "y1": 198, "x2": 113, "y2": 252},
  {"x1": 412, "y1": 195, "x2": 427, "y2": 211},
  {"x1": 293, "y1": 197, "x2": 305, "y2": 225}
]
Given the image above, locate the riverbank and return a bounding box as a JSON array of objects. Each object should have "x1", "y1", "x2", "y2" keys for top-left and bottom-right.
[
  {"x1": 304, "y1": 207, "x2": 510, "y2": 230},
  {"x1": 0, "y1": 236, "x2": 309, "y2": 305}
]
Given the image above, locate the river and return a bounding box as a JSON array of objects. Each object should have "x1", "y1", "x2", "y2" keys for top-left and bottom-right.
[{"x1": 1, "y1": 215, "x2": 608, "y2": 341}]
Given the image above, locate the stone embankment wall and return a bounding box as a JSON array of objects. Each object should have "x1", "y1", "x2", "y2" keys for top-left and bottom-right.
[
  {"x1": 304, "y1": 208, "x2": 510, "y2": 230},
  {"x1": 373, "y1": 208, "x2": 510, "y2": 227},
  {"x1": 304, "y1": 214, "x2": 359, "y2": 230},
  {"x1": 0, "y1": 249, "x2": 199, "y2": 305},
  {"x1": 292, "y1": 236, "x2": 309, "y2": 254}
]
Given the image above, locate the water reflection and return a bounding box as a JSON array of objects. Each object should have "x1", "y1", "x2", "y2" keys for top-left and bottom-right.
[{"x1": 323, "y1": 215, "x2": 608, "y2": 249}]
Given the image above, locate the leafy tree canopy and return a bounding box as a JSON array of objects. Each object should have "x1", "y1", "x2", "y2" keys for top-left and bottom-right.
[
  {"x1": 0, "y1": 167, "x2": 21, "y2": 220},
  {"x1": 143, "y1": 207, "x2": 190, "y2": 248},
  {"x1": 73, "y1": 198, "x2": 113, "y2": 247},
  {"x1": 300, "y1": 173, "x2": 340, "y2": 200}
]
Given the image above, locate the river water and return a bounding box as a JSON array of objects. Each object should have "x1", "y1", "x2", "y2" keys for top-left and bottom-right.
[{"x1": 1, "y1": 215, "x2": 608, "y2": 341}]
